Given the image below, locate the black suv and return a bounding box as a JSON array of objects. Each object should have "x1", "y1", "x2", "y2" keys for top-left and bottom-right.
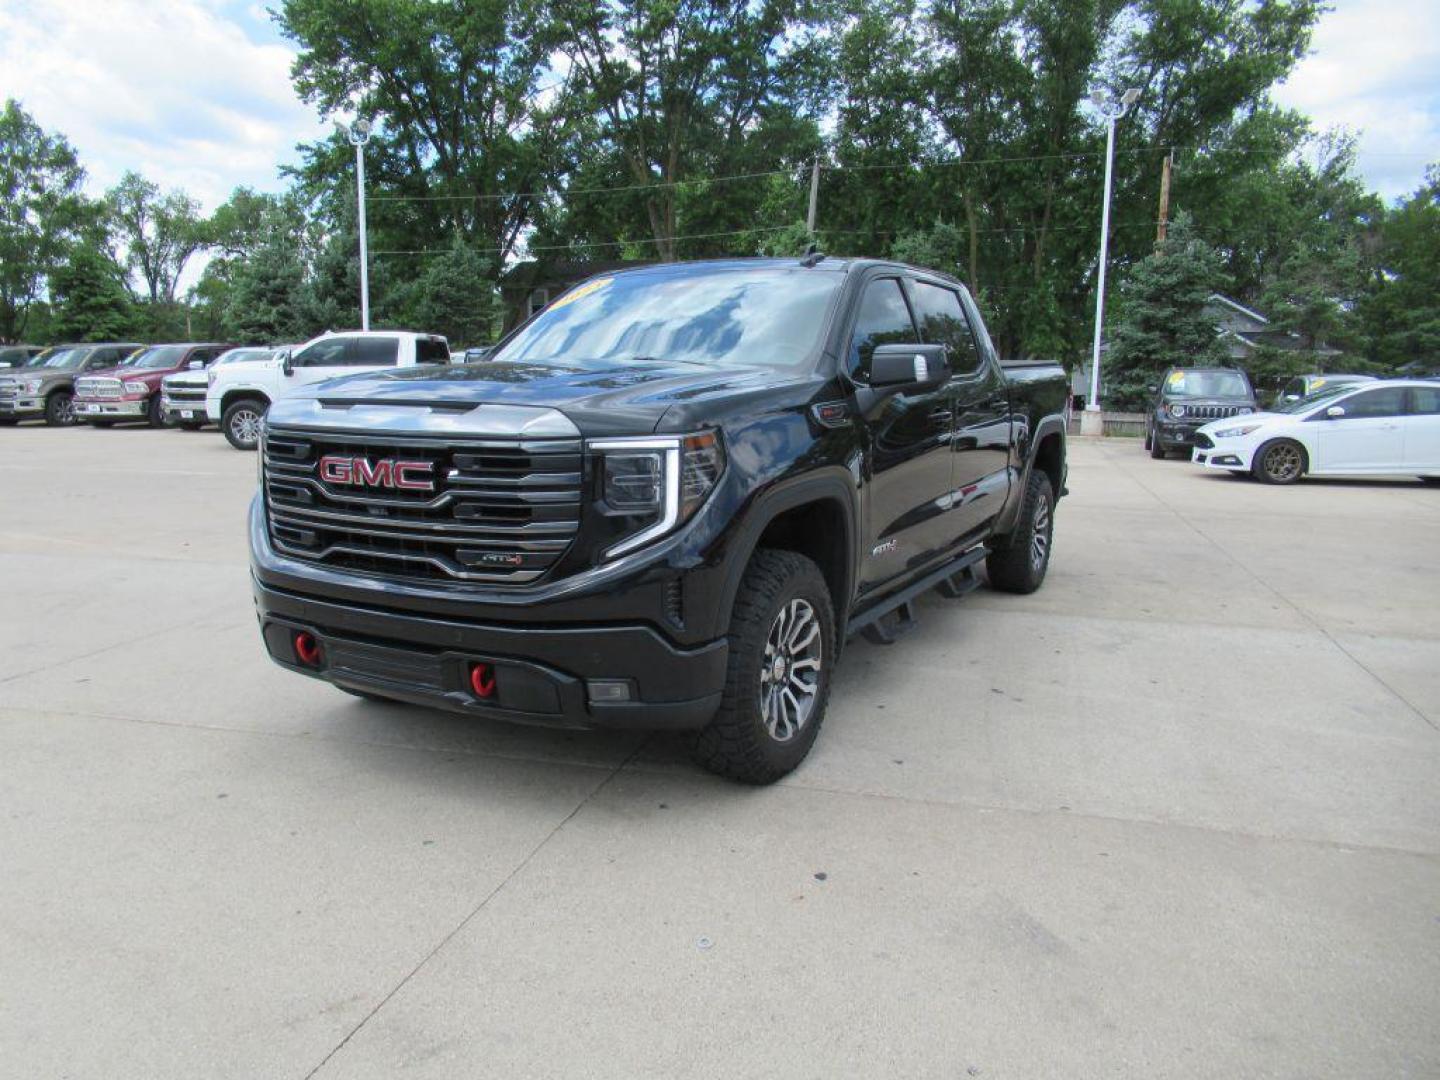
[
  {"x1": 251, "y1": 258, "x2": 1068, "y2": 782},
  {"x1": 1145, "y1": 367, "x2": 1257, "y2": 459}
]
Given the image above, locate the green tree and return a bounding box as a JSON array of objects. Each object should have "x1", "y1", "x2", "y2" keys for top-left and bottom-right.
[
  {"x1": 391, "y1": 236, "x2": 500, "y2": 344},
  {"x1": 0, "y1": 100, "x2": 94, "y2": 341},
  {"x1": 1358, "y1": 168, "x2": 1440, "y2": 372},
  {"x1": 1104, "y1": 212, "x2": 1229, "y2": 408},
  {"x1": 106, "y1": 171, "x2": 207, "y2": 304},
  {"x1": 48, "y1": 248, "x2": 136, "y2": 341}
]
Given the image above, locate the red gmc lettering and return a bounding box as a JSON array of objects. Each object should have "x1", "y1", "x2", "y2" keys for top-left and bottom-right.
[{"x1": 317, "y1": 455, "x2": 434, "y2": 492}]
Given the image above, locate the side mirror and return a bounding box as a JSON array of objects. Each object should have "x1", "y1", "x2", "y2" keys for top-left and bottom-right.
[
  {"x1": 1325, "y1": 405, "x2": 1345, "y2": 419},
  {"x1": 1284, "y1": 393, "x2": 1300, "y2": 402},
  {"x1": 1146, "y1": 384, "x2": 1159, "y2": 393},
  {"x1": 867, "y1": 343, "x2": 950, "y2": 392},
  {"x1": 188, "y1": 360, "x2": 205, "y2": 370},
  {"x1": 278, "y1": 349, "x2": 294, "y2": 376}
]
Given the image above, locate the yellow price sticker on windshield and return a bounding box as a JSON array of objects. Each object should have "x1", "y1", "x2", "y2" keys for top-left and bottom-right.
[
  {"x1": 1310, "y1": 377, "x2": 1326, "y2": 390},
  {"x1": 1167, "y1": 371, "x2": 1186, "y2": 386},
  {"x1": 548, "y1": 277, "x2": 612, "y2": 312}
]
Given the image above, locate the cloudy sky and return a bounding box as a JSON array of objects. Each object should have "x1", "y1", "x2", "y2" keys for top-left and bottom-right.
[{"x1": 0, "y1": 0, "x2": 1434, "y2": 213}]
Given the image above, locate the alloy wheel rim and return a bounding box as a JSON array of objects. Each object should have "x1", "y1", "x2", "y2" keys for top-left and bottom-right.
[
  {"x1": 234, "y1": 410, "x2": 261, "y2": 444},
  {"x1": 57, "y1": 396, "x2": 74, "y2": 424},
  {"x1": 758, "y1": 598, "x2": 823, "y2": 743},
  {"x1": 1031, "y1": 495, "x2": 1051, "y2": 571},
  {"x1": 1266, "y1": 444, "x2": 1300, "y2": 481}
]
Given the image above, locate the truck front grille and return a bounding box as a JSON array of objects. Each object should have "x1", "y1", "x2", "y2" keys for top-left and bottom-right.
[
  {"x1": 76, "y1": 377, "x2": 123, "y2": 399},
  {"x1": 262, "y1": 427, "x2": 583, "y2": 585},
  {"x1": 1180, "y1": 404, "x2": 1247, "y2": 421},
  {"x1": 164, "y1": 385, "x2": 207, "y2": 403},
  {"x1": 0, "y1": 381, "x2": 16, "y2": 401}
]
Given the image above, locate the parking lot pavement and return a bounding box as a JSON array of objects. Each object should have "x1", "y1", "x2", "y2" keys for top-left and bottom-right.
[{"x1": 2, "y1": 426, "x2": 1437, "y2": 1079}]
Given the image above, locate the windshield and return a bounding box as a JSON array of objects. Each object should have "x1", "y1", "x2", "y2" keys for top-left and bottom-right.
[
  {"x1": 25, "y1": 348, "x2": 60, "y2": 367},
  {"x1": 1163, "y1": 370, "x2": 1251, "y2": 399},
  {"x1": 123, "y1": 345, "x2": 190, "y2": 370},
  {"x1": 40, "y1": 348, "x2": 89, "y2": 369},
  {"x1": 1276, "y1": 383, "x2": 1355, "y2": 415},
  {"x1": 214, "y1": 348, "x2": 272, "y2": 367},
  {"x1": 495, "y1": 265, "x2": 843, "y2": 370}
]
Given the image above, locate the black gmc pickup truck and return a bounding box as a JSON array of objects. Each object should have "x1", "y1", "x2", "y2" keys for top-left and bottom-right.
[{"x1": 251, "y1": 258, "x2": 1067, "y2": 782}]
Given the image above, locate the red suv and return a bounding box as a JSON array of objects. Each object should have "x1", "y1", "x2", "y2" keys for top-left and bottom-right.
[{"x1": 74, "y1": 343, "x2": 235, "y2": 427}]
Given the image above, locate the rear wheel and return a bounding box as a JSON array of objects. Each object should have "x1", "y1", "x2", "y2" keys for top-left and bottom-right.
[
  {"x1": 986, "y1": 470, "x2": 1056, "y2": 595},
  {"x1": 691, "y1": 549, "x2": 834, "y2": 784},
  {"x1": 222, "y1": 398, "x2": 266, "y2": 451},
  {"x1": 1253, "y1": 439, "x2": 1306, "y2": 485},
  {"x1": 44, "y1": 391, "x2": 75, "y2": 426}
]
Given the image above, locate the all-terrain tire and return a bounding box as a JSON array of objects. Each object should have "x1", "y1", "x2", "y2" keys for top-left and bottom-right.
[
  {"x1": 1148, "y1": 426, "x2": 1167, "y2": 459},
  {"x1": 44, "y1": 391, "x2": 75, "y2": 426},
  {"x1": 985, "y1": 469, "x2": 1055, "y2": 595},
  {"x1": 223, "y1": 398, "x2": 267, "y2": 451},
  {"x1": 146, "y1": 394, "x2": 167, "y2": 428},
  {"x1": 1252, "y1": 438, "x2": 1306, "y2": 485},
  {"x1": 690, "y1": 549, "x2": 835, "y2": 785}
]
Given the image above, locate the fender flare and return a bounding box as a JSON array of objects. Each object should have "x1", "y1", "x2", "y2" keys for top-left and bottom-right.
[
  {"x1": 712, "y1": 466, "x2": 859, "y2": 634},
  {"x1": 220, "y1": 388, "x2": 272, "y2": 413},
  {"x1": 997, "y1": 413, "x2": 1067, "y2": 537}
]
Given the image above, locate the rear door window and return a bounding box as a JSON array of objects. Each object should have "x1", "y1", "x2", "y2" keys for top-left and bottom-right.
[
  {"x1": 910, "y1": 281, "x2": 981, "y2": 376},
  {"x1": 351, "y1": 337, "x2": 400, "y2": 366},
  {"x1": 415, "y1": 338, "x2": 450, "y2": 365},
  {"x1": 1409, "y1": 387, "x2": 1440, "y2": 415},
  {"x1": 849, "y1": 278, "x2": 917, "y2": 379}
]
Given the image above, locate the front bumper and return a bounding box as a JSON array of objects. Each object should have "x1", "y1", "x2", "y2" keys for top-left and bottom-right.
[
  {"x1": 254, "y1": 577, "x2": 727, "y2": 730},
  {"x1": 75, "y1": 399, "x2": 147, "y2": 420},
  {"x1": 250, "y1": 500, "x2": 728, "y2": 731},
  {"x1": 1192, "y1": 440, "x2": 1256, "y2": 470},
  {"x1": 162, "y1": 398, "x2": 209, "y2": 424},
  {"x1": 1154, "y1": 420, "x2": 1207, "y2": 448},
  {"x1": 0, "y1": 398, "x2": 43, "y2": 418}
]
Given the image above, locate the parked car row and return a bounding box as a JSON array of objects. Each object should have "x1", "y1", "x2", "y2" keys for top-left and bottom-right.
[{"x1": 0, "y1": 331, "x2": 456, "y2": 450}]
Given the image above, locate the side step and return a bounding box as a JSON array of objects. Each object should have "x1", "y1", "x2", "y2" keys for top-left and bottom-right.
[{"x1": 848, "y1": 545, "x2": 987, "y2": 646}]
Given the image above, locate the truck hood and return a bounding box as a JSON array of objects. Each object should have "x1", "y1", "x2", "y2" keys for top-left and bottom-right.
[
  {"x1": 299, "y1": 357, "x2": 789, "y2": 436},
  {"x1": 1, "y1": 368, "x2": 73, "y2": 389},
  {"x1": 82, "y1": 365, "x2": 175, "y2": 387}
]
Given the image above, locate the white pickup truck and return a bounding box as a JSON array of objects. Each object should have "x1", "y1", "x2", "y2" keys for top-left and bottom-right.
[{"x1": 206, "y1": 330, "x2": 451, "y2": 449}]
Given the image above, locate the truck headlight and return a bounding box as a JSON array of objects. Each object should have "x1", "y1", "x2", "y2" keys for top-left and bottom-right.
[
  {"x1": 591, "y1": 432, "x2": 725, "y2": 559},
  {"x1": 1168, "y1": 404, "x2": 1186, "y2": 418},
  {"x1": 1212, "y1": 424, "x2": 1261, "y2": 439},
  {"x1": 22, "y1": 378, "x2": 43, "y2": 393},
  {"x1": 123, "y1": 380, "x2": 149, "y2": 394}
]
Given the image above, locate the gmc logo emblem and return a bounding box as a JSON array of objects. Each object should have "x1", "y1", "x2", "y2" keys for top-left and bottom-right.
[{"x1": 318, "y1": 455, "x2": 435, "y2": 492}]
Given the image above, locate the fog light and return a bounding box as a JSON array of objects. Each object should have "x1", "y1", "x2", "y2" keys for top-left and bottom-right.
[
  {"x1": 587, "y1": 680, "x2": 632, "y2": 703},
  {"x1": 469, "y1": 662, "x2": 496, "y2": 700},
  {"x1": 293, "y1": 631, "x2": 322, "y2": 667}
]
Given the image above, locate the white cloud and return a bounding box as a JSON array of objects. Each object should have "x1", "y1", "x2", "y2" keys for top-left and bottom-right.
[
  {"x1": 1272, "y1": 0, "x2": 1438, "y2": 200},
  {"x1": 0, "y1": 0, "x2": 327, "y2": 212}
]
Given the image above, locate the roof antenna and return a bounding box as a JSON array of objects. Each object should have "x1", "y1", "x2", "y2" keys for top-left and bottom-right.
[{"x1": 800, "y1": 242, "x2": 825, "y2": 268}]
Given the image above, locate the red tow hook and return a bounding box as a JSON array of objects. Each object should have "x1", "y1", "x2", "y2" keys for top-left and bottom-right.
[
  {"x1": 469, "y1": 662, "x2": 497, "y2": 700},
  {"x1": 293, "y1": 631, "x2": 323, "y2": 667}
]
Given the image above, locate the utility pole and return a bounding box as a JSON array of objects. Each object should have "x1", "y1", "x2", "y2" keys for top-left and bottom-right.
[
  {"x1": 1081, "y1": 87, "x2": 1140, "y2": 433},
  {"x1": 806, "y1": 159, "x2": 820, "y2": 235},
  {"x1": 1155, "y1": 150, "x2": 1173, "y2": 250}
]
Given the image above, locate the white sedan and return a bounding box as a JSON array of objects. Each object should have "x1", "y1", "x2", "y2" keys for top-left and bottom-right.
[{"x1": 1191, "y1": 379, "x2": 1440, "y2": 485}]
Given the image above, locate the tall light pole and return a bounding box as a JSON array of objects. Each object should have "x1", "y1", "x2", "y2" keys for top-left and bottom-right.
[
  {"x1": 337, "y1": 118, "x2": 373, "y2": 331},
  {"x1": 1081, "y1": 87, "x2": 1140, "y2": 434}
]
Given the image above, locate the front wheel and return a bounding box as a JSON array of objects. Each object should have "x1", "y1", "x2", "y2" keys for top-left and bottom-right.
[
  {"x1": 691, "y1": 549, "x2": 834, "y2": 784},
  {"x1": 146, "y1": 394, "x2": 167, "y2": 428},
  {"x1": 1252, "y1": 439, "x2": 1306, "y2": 485},
  {"x1": 44, "y1": 391, "x2": 76, "y2": 426},
  {"x1": 222, "y1": 399, "x2": 267, "y2": 451},
  {"x1": 986, "y1": 470, "x2": 1056, "y2": 594},
  {"x1": 1148, "y1": 426, "x2": 1167, "y2": 459}
]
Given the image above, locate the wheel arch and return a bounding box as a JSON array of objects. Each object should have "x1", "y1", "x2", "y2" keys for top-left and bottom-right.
[
  {"x1": 712, "y1": 469, "x2": 857, "y2": 641},
  {"x1": 996, "y1": 414, "x2": 1067, "y2": 536},
  {"x1": 220, "y1": 388, "x2": 271, "y2": 415}
]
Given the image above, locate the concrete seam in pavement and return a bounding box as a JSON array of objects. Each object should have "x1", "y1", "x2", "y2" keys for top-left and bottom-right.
[
  {"x1": 300, "y1": 736, "x2": 653, "y2": 1080},
  {"x1": 1105, "y1": 445, "x2": 1440, "y2": 735},
  {"x1": 0, "y1": 615, "x2": 215, "y2": 685}
]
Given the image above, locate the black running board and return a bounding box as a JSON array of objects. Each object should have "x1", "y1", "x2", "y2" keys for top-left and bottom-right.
[{"x1": 847, "y1": 545, "x2": 986, "y2": 645}]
